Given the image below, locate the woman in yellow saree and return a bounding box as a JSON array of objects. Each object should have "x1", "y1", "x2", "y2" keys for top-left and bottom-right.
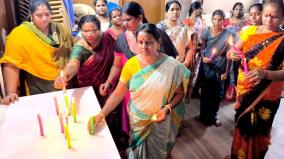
[
  {"x1": 229, "y1": 2, "x2": 284, "y2": 158},
  {"x1": 0, "y1": 0, "x2": 73, "y2": 105},
  {"x1": 88, "y1": 24, "x2": 190, "y2": 159}
]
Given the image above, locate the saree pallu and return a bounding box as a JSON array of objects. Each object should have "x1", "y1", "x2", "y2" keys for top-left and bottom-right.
[
  {"x1": 127, "y1": 56, "x2": 190, "y2": 159},
  {"x1": 231, "y1": 33, "x2": 284, "y2": 159},
  {"x1": 0, "y1": 21, "x2": 73, "y2": 95},
  {"x1": 75, "y1": 32, "x2": 115, "y2": 105},
  {"x1": 115, "y1": 30, "x2": 179, "y2": 134},
  {"x1": 156, "y1": 21, "x2": 192, "y2": 61}
]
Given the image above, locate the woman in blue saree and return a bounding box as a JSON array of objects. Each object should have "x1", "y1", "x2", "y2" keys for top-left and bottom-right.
[
  {"x1": 198, "y1": 10, "x2": 235, "y2": 126},
  {"x1": 88, "y1": 24, "x2": 190, "y2": 159}
]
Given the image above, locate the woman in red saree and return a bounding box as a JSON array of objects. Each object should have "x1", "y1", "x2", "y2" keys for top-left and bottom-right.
[{"x1": 229, "y1": 2, "x2": 284, "y2": 158}]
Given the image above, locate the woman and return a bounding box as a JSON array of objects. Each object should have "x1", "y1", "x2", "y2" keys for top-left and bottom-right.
[
  {"x1": 54, "y1": 15, "x2": 114, "y2": 106},
  {"x1": 0, "y1": 0, "x2": 73, "y2": 105},
  {"x1": 89, "y1": 23, "x2": 190, "y2": 159},
  {"x1": 224, "y1": 2, "x2": 245, "y2": 28},
  {"x1": 198, "y1": 10, "x2": 235, "y2": 126},
  {"x1": 99, "y1": 1, "x2": 178, "y2": 135},
  {"x1": 226, "y1": 3, "x2": 263, "y2": 101},
  {"x1": 156, "y1": 0, "x2": 192, "y2": 62},
  {"x1": 229, "y1": 1, "x2": 284, "y2": 158},
  {"x1": 93, "y1": 0, "x2": 110, "y2": 31},
  {"x1": 105, "y1": 8, "x2": 124, "y2": 40}
]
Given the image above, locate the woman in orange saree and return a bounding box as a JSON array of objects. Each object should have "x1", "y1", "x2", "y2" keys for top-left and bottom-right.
[{"x1": 229, "y1": 2, "x2": 284, "y2": 158}]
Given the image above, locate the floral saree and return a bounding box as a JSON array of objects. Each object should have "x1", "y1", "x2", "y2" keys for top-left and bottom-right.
[
  {"x1": 126, "y1": 56, "x2": 190, "y2": 159},
  {"x1": 231, "y1": 32, "x2": 284, "y2": 159}
]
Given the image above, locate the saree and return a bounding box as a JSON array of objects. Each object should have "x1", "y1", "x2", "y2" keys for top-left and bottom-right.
[
  {"x1": 231, "y1": 29, "x2": 284, "y2": 159},
  {"x1": 124, "y1": 56, "x2": 190, "y2": 159},
  {"x1": 73, "y1": 32, "x2": 115, "y2": 105},
  {"x1": 199, "y1": 28, "x2": 234, "y2": 124},
  {"x1": 156, "y1": 21, "x2": 192, "y2": 62},
  {"x1": 0, "y1": 21, "x2": 73, "y2": 95},
  {"x1": 115, "y1": 30, "x2": 178, "y2": 134}
]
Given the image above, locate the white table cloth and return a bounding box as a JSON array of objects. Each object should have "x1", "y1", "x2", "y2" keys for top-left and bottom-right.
[{"x1": 0, "y1": 86, "x2": 120, "y2": 159}]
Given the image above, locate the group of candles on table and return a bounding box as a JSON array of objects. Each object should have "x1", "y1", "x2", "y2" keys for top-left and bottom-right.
[
  {"x1": 36, "y1": 71, "x2": 78, "y2": 149},
  {"x1": 209, "y1": 36, "x2": 249, "y2": 74}
]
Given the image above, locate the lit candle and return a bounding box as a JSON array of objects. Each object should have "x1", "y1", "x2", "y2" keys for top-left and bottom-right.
[
  {"x1": 60, "y1": 70, "x2": 66, "y2": 93},
  {"x1": 64, "y1": 122, "x2": 72, "y2": 148},
  {"x1": 209, "y1": 48, "x2": 217, "y2": 61},
  {"x1": 71, "y1": 98, "x2": 77, "y2": 123},
  {"x1": 36, "y1": 109, "x2": 44, "y2": 136},
  {"x1": 151, "y1": 114, "x2": 157, "y2": 121},
  {"x1": 90, "y1": 116, "x2": 95, "y2": 135},
  {"x1": 58, "y1": 106, "x2": 64, "y2": 133},
  {"x1": 53, "y1": 96, "x2": 59, "y2": 116}
]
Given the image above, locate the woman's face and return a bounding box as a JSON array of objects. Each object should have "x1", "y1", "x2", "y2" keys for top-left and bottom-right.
[
  {"x1": 249, "y1": 7, "x2": 262, "y2": 25},
  {"x1": 31, "y1": 4, "x2": 51, "y2": 31},
  {"x1": 212, "y1": 15, "x2": 224, "y2": 28},
  {"x1": 232, "y1": 5, "x2": 244, "y2": 18},
  {"x1": 110, "y1": 10, "x2": 122, "y2": 26},
  {"x1": 262, "y1": 4, "x2": 283, "y2": 31},
  {"x1": 95, "y1": 0, "x2": 108, "y2": 17},
  {"x1": 122, "y1": 13, "x2": 141, "y2": 31},
  {"x1": 81, "y1": 22, "x2": 101, "y2": 44},
  {"x1": 166, "y1": 3, "x2": 181, "y2": 22},
  {"x1": 137, "y1": 31, "x2": 160, "y2": 57},
  {"x1": 195, "y1": 7, "x2": 203, "y2": 17}
]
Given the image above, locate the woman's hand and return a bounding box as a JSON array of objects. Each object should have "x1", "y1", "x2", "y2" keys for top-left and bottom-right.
[
  {"x1": 221, "y1": 73, "x2": 228, "y2": 81},
  {"x1": 54, "y1": 76, "x2": 67, "y2": 89},
  {"x1": 87, "y1": 113, "x2": 105, "y2": 135},
  {"x1": 202, "y1": 56, "x2": 212, "y2": 64},
  {"x1": 99, "y1": 82, "x2": 111, "y2": 96},
  {"x1": 1, "y1": 93, "x2": 19, "y2": 105},
  {"x1": 229, "y1": 49, "x2": 242, "y2": 61},
  {"x1": 245, "y1": 69, "x2": 267, "y2": 86},
  {"x1": 153, "y1": 107, "x2": 169, "y2": 123}
]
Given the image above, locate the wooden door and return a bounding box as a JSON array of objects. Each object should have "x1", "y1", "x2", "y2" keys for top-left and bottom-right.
[{"x1": 119, "y1": 0, "x2": 165, "y2": 24}]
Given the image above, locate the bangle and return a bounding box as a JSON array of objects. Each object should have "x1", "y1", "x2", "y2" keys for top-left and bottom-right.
[
  {"x1": 97, "y1": 112, "x2": 105, "y2": 119},
  {"x1": 106, "y1": 81, "x2": 112, "y2": 89},
  {"x1": 7, "y1": 92, "x2": 17, "y2": 95},
  {"x1": 165, "y1": 104, "x2": 172, "y2": 114}
]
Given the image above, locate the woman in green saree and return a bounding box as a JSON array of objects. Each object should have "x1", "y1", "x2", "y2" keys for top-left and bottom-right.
[{"x1": 88, "y1": 24, "x2": 190, "y2": 159}]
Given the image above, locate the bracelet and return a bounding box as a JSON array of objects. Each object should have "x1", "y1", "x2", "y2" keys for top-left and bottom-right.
[
  {"x1": 165, "y1": 104, "x2": 172, "y2": 114},
  {"x1": 97, "y1": 112, "x2": 105, "y2": 119},
  {"x1": 7, "y1": 92, "x2": 17, "y2": 95},
  {"x1": 106, "y1": 81, "x2": 113, "y2": 89},
  {"x1": 263, "y1": 70, "x2": 269, "y2": 79}
]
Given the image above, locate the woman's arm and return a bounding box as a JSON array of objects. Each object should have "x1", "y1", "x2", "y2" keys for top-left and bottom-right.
[
  {"x1": 54, "y1": 59, "x2": 80, "y2": 89},
  {"x1": 2, "y1": 63, "x2": 20, "y2": 105},
  {"x1": 99, "y1": 54, "x2": 122, "y2": 96}
]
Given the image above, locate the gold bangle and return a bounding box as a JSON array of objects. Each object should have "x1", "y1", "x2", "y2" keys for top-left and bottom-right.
[
  {"x1": 97, "y1": 112, "x2": 105, "y2": 119},
  {"x1": 165, "y1": 104, "x2": 172, "y2": 114}
]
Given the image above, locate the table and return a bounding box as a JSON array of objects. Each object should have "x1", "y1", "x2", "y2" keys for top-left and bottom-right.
[
  {"x1": 265, "y1": 97, "x2": 284, "y2": 159},
  {"x1": 0, "y1": 86, "x2": 120, "y2": 159}
]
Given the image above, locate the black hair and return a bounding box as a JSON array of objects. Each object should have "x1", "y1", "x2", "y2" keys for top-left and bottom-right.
[
  {"x1": 212, "y1": 9, "x2": 225, "y2": 20},
  {"x1": 122, "y1": 1, "x2": 148, "y2": 23},
  {"x1": 93, "y1": 0, "x2": 107, "y2": 6},
  {"x1": 29, "y1": 0, "x2": 51, "y2": 14},
  {"x1": 165, "y1": 0, "x2": 181, "y2": 12},
  {"x1": 232, "y1": 2, "x2": 244, "y2": 10},
  {"x1": 249, "y1": 2, "x2": 263, "y2": 12},
  {"x1": 78, "y1": 15, "x2": 101, "y2": 30},
  {"x1": 264, "y1": 1, "x2": 284, "y2": 17},
  {"x1": 109, "y1": 7, "x2": 122, "y2": 19},
  {"x1": 188, "y1": 1, "x2": 202, "y2": 17},
  {"x1": 135, "y1": 23, "x2": 160, "y2": 42}
]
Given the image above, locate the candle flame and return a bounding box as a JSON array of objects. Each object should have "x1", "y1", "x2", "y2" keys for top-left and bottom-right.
[
  {"x1": 228, "y1": 36, "x2": 233, "y2": 46},
  {"x1": 151, "y1": 114, "x2": 157, "y2": 121},
  {"x1": 212, "y1": 48, "x2": 217, "y2": 55},
  {"x1": 60, "y1": 70, "x2": 64, "y2": 77}
]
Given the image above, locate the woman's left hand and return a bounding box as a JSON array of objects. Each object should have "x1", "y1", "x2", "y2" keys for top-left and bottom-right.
[
  {"x1": 202, "y1": 56, "x2": 211, "y2": 64},
  {"x1": 245, "y1": 69, "x2": 267, "y2": 86},
  {"x1": 221, "y1": 73, "x2": 227, "y2": 81},
  {"x1": 153, "y1": 107, "x2": 168, "y2": 123}
]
